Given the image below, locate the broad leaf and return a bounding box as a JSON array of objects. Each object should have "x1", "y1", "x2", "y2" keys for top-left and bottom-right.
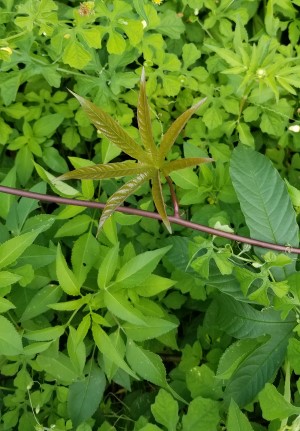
[
  {"x1": 56, "y1": 243, "x2": 81, "y2": 296},
  {"x1": 68, "y1": 365, "x2": 106, "y2": 427},
  {"x1": 258, "y1": 383, "x2": 300, "y2": 421},
  {"x1": 126, "y1": 339, "x2": 167, "y2": 387},
  {"x1": 227, "y1": 400, "x2": 254, "y2": 431},
  {"x1": 230, "y1": 145, "x2": 299, "y2": 279},
  {"x1": 0, "y1": 315, "x2": 23, "y2": 355},
  {"x1": 151, "y1": 389, "x2": 179, "y2": 431}
]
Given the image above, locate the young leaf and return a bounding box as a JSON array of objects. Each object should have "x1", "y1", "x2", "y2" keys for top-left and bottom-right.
[
  {"x1": 138, "y1": 67, "x2": 157, "y2": 160},
  {"x1": 69, "y1": 90, "x2": 150, "y2": 163},
  {"x1": 158, "y1": 98, "x2": 207, "y2": 162},
  {"x1": 151, "y1": 171, "x2": 171, "y2": 233},
  {"x1": 98, "y1": 171, "x2": 153, "y2": 231}
]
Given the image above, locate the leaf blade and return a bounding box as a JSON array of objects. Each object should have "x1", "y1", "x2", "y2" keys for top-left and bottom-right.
[
  {"x1": 162, "y1": 157, "x2": 213, "y2": 176},
  {"x1": 138, "y1": 68, "x2": 158, "y2": 160},
  {"x1": 158, "y1": 98, "x2": 207, "y2": 161},
  {"x1": 70, "y1": 90, "x2": 149, "y2": 162},
  {"x1": 151, "y1": 170, "x2": 171, "y2": 233}
]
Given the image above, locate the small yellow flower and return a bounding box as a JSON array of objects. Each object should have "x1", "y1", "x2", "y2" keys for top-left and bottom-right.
[{"x1": 152, "y1": 0, "x2": 164, "y2": 5}]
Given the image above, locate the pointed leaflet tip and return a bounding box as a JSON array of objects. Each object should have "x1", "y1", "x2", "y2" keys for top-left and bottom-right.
[{"x1": 141, "y1": 66, "x2": 146, "y2": 84}]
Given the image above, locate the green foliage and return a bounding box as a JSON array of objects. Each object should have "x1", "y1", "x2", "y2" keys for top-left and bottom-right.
[{"x1": 1, "y1": 0, "x2": 300, "y2": 430}]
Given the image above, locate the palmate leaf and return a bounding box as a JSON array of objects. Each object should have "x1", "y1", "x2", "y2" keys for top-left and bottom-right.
[
  {"x1": 162, "y1": 157, "x2": 213, "y2": 176},
  {"x1": 158, "y1": 98, "x2": 207, "y2": 162},
  {"x1": 69, "y1": 90, "x2": 150, "y2": 163},
  {"x1": 58, "y1": 160, "x2": 148, "y2": 180},
  {"x1": 138, "y1": 67, "x2": 158, "y2": 161},
  {"x1": 98, "y1": 170, "x2": 154, "y2": 230},
  {"x1": 58, "y1": 70, "x2": 212, "y2": 233}
]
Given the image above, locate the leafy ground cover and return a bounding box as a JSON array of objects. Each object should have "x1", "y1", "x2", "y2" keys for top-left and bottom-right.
[{"x1": 1, "y1": 0, "x2": 300, "y2": 430}]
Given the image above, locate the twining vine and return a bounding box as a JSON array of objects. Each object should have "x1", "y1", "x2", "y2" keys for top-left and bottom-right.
[{"x1": 1, "y1": 185, "x2": 300, "y2": 254}]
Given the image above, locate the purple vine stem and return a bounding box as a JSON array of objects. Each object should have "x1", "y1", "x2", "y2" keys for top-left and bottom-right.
[{"x1": 1, "y1": 185, "x2": 300, "y2": 254}]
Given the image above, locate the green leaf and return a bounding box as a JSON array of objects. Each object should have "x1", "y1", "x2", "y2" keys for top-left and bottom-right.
[
  {"x1": 126, "y1": 339, "x2": 167, "y2": 386},
  {"x1": 156, "y1": 10, "x2": 185, "y2": 39},
  {"x1": 123, "y1": 317, "x2": 177, "y2": 341},
  {"x1": 103, "y1": 290, "x2": 146, "y2": 325},
  {"x1": 69, "y1": 91, "x2": 149, "y2": 162},
  {"x1": 23, "y1": 326, "x2": 64, "y2": 342},
  {"x1": 0, "y1": 315, "x2": 23, "y2": 355},
  {"x1": 62, "y1": 39, "x2": 91, "y2": 69},
  {"x1": 230, "y1": 145, "x2": 299, "y2": 278},
  {"x1": 68, "y1": 365, "x2": 106, "y2": 428},
  {"x1": 33, "y1": 113, "x2": 64, "y2": 138},
  {"x1": 0, "y1": 230, "x2": 41, "y2": 270},
  {"x1": 258, "y1": 383, "x2": 300, "y2": 420},
  {"x1": 56, "y1": 243, "x2": 81, "y2": 296},
  {"x1": 20, "y1": 285, "x2": 62, "y2": 321},
  {"x1": 98, "y1": 244, "x2": 119, "y2": 289},
  {"x1": 92, "y1": 324, "x2": 138, "y2": 379},
  {"x1": 0, "y1": 297, "x2": 16, "y2": 313},
  {"x1": 158, "y1": 98, "x2": 206, "y2": 161},
  {"x1": 36, "y1": 351, "x2": 79, "y2": 384},
  {"x1": 55, "y1": 214, "x2": 91, "y2": 237},
  {"x1": 151, "y1": 389, "x2": 179, "y2": 431},
  {"x1": 216, "y1": 339, "x2": 261, "y2": 380},
  {"x1": 138, "y1": 68, "x2": 157, "y2": 160},
  {"x1": 114, "y1": 246, "x2": 172, "y2": 289},
  {"x1": 182, "y1": 396, "x2": 220, "y2": 431},
  {"x1": 227, "y1": 399, "x2": 254, "y2": 431},
  {"x1": 0, "y1": 271, "x2": 21, "y2": 288}
]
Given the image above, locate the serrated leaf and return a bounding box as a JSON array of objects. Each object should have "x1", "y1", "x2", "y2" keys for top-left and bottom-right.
[
  {"x1": 162, "y1": 157, "x2": 213, "y2": 176},
  {"x1": 0, "y1": 271, "x2": 21, "y2": 287},
  {"x1": 0, "y1": 297, "x2": 15, "y2": 313},
  {"x1": 230, "y1": 146, "x2": 299, "y2": 279},
  {"x1": 98, "y1": 244, "x2": 119, "y2": 289},
  {"x1": 69, "y1": 91, "x2": 149, "y2": 162},
  {"x1": 182, "y1": 396, "x2": 220, "y2": 431},
  {"x1": 258, "y1": 383, "x2": 300, "y2": 421},
  {"x1": 151, "y1": 171, "x2": 171, "y2": 233},
  {"x1": 68, "y1": 365, "x2": 106, "y2": 428},
  {"x1": 103, "y1": 290, "x2": 146, "y2": 325},
  {"x1": 123, "y1": 317, "x2": 177, "y2": 341},
  {"x1": 126, "y1": 339, "x2": 167, "y2": 387},
  {"x1": 57, "y1": 160, "x2": 148, "y2": 181},
  {"x1": 205, "y1": 44, "x2": 244, "y2": 68},
  {"x1": 20, "y1": 285, "x2": 62, "y2": 321},
  {"x1": 114, "y1": 246, "x2": 172, "y2": 289},
  {"x1": 0, "y1": 230, "x2": 41, "y2": 270},
  {"x1": 55, "y1": 215, "x2": 91, "y2": 237},
  {"x1": 227, "y1": 399, "x2": 254, "y2": 431},
  {"x1": 92, "y1": 324, "x2": 137, "y2": 379},
  {"x1": 138, "y1": 68, "x2": 157, "y2": 160},
  {"x1": 0, "y1": 315, "x2": 23, "y2": 355},
  {"x1": 56, "y1": 244, "x2": 81, "y2": 296},
  {"x1": 151, "y1": 389, "x2": 179, "y2": 431},
  {"x1": 36, "y1": 351, "x2": 78, "y2": 384},
  {"x1": 158, "y1": 98, "x2": 206, "y2": 161},
  {"x1": 99, "y1": 171, "x2": 153, "y2": 231},
  {"x1": 23, "y1": 326, "x2": 64, "y2": 341}
]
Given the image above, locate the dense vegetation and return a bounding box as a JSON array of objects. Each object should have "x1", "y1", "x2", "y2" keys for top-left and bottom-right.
[{"x1": 1, "y1": 0, "x2": 300, "y2": 430}]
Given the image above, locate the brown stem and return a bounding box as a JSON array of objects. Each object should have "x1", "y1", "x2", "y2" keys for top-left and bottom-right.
[
  {"x1": 0, "y1": 185, "x2": 300, "y2": 254},
  {"x1": 165, "y1": 176, "x2": 180, "y2": 218}
]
